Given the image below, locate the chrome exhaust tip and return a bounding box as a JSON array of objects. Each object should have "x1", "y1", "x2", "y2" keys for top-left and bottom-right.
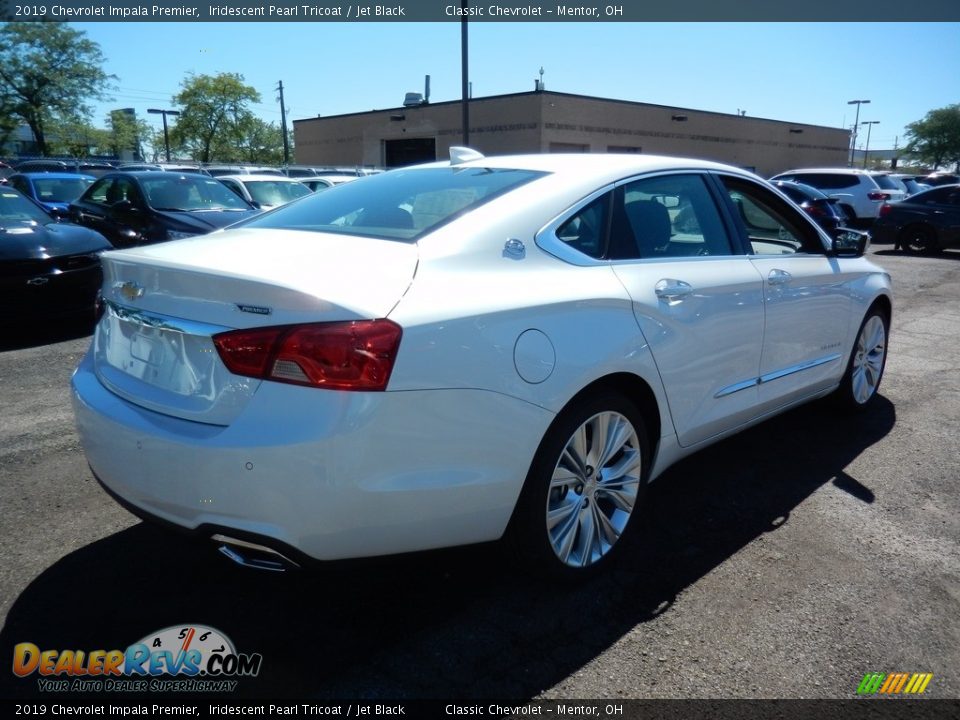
[{"x1": 212, "y1": 534, "x2": 300, "y2": 572}]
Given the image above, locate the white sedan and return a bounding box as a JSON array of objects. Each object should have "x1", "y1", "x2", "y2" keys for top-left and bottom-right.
[
  {"x1": 215, "y1": 174, "x2": 312, "y2": 210},
  {"x1": 71, "y1": 149, "x2": 892, "y2": 579}
]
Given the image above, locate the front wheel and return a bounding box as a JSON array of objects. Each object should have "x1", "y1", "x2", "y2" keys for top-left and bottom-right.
[
  {"x1": 835, "y1": 309, "x2": 889, "y2": 410},
  {"x1": 507, "y1": 392, "x2": 649, "y2": 580}
]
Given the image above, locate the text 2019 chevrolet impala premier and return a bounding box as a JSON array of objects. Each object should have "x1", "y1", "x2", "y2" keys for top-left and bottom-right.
[{"x1": 71, "y1": 150, "x2": 892, "y2": 579}]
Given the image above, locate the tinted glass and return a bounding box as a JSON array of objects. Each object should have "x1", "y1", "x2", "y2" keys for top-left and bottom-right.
[
  {"x1": 140, "y1": 175, "x2": 251, "y2": 211},
  {"x1": 793, "y1": 173, "x2": 860, "y2": 190},
  {"x1": 557, "y1": 194, "x2": 610, "y2": 260},
  {"x1": 239, "y1": 167, "x2": 546, "y2": 242},
  {"x1": 872, "y1": 174, "x2": 900, "y2": 190},
  {"x1": 32, "y1": 176, "x2": 95, "y2": 203}
]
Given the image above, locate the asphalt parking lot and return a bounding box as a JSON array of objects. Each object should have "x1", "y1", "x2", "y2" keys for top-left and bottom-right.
[{"x1": 0, "y1": 237, "x2": 957, "y2": 702}]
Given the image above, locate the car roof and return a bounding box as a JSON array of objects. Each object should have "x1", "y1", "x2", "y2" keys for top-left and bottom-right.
[
  {"x1": 218, "y1": 174, "x2": 306, "y2": 182},
  {"x1": 421, "y1": 152, "x2": 760, "y2": 187},
  {"x1": 775, "y1": 167, "x2": 872, "y2": 175},
  {"x1": 10, "y1": 172, "x2": 97, "y2": 180}
]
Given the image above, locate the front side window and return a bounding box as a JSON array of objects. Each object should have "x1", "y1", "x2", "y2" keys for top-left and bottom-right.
[{"x1": 720, "y1": 177, "x2": 825, "y2": 255}]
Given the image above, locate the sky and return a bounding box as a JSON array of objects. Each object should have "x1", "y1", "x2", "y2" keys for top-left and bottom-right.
[{"x1": 74, "y1": 21, "x2": 960, "y2": 155}]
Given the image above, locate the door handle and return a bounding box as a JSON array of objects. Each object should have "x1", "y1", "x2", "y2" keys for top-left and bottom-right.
[
  {"x1": 768, "y1": 269, "x2": 792, "y2": 285},
  {"x1": 655, "y1": 279, "x2": 693, "y2": 301}
]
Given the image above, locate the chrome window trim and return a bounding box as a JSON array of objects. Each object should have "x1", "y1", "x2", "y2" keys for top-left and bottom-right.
[{"x1": 535, "y1": 168, "x2": 750, "y2": 266}]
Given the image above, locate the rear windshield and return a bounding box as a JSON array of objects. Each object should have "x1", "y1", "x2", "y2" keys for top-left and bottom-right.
[{"x1": 237, "y1": 166, "x2": 546, "y2": 242}]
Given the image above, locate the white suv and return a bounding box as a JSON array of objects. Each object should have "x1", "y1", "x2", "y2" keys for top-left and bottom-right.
[{"x1": 769, "y1": 168, "x2": 895, "y2": 224}]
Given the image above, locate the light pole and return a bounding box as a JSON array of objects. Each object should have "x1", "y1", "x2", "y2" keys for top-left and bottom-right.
[
  {"x1": 847, "y1": 99, "x2": 870, "y2": 167},
  {"x1": 147, "y1": 108, "x2": 180, "y2": 162},
  {"x1": 861, "y1": 121, "x2": 880, "y2": 169}
]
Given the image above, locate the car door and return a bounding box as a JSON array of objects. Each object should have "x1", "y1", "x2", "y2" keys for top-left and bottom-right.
[
  {"x1": 73, "y1": 176, "x2": 149, "y2": 248},
  {"x1": 715, "y1": 174, "x2": 852, "y2": 413},
  {"x1": 602, "y1": 172, "x2": 766, "y2": 448}
]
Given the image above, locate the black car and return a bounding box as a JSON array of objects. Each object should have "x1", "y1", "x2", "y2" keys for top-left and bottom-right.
[
  {"x1": 771, "y1": 180, "x2": 851, "y2": 237},
  {"x1": 872, "y1": 184, "x2": 960, "y2": 254},
  {"x1": 0, "y1": 186, "x2": 112, "y2": 324},
  {"x1": 917, "y1": 173, "x2": 959, "y2": 187},
  {"x1": 69, "y1": 172, "x2": 259, "y2": 248}
]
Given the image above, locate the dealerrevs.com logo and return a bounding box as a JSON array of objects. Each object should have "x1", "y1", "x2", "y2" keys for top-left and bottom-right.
[{"x1": 12, "y1": 625, "x2": 262, "y2": 693}]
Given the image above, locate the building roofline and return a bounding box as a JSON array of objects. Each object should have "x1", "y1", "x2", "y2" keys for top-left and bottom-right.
[{"x1": 292, "y1": 89, "x2": 845, "y2": 133}]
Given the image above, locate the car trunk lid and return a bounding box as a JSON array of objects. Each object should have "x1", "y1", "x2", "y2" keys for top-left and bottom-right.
[{"x1": 93, "y1": 228, "x2": 418, "y2": 425}]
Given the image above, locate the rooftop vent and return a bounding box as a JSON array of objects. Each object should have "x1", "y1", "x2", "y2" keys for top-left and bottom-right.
[{"x1": 403, "y1": 92, "x2": 424, "y2": 107}]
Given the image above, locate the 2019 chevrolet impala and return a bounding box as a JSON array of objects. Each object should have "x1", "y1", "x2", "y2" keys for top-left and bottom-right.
[{"x1": 71, "y1": 150, "x2": 892, "y2": 579}]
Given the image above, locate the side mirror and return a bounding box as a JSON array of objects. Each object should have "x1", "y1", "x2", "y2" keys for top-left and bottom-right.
[
  {"x1": 48, "y1": 206, "x2": 68, "y2": 221},
  {"x1": 830, "y1": 228, "x2": 869, "y2": 258}
]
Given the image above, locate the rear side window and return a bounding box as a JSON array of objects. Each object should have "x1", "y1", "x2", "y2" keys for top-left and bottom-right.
[
  {"x1": 872, "y1": 175, "x2": 900, "y2": 190},
  {"x1": 239, "y1": 167, "x2": 546, "y2": 242},
  {"x1": 612, "y1": 174, "x2": 732, "y2": 259},
  {"x1": 793, "y1": 173, "x2": 860, "y2": 190}
]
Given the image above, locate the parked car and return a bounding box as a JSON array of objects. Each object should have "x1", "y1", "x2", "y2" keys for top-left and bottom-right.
[
  {"x1": 69, "y1": 172, "x2": 259, "y2": 248},
  {"x1": 12, "y1": 159, "x2": 115, "y2": 176},
  {"x1": 299, "y1": 175, "x2": 357, "y2": 192},
  {"x1": 116, "y1": 163, "x2": 164, "y2": 172},
  {"x1": 872, "y1": 184, "x2": 960, "y2": 254},
  {"x1": 769, "y1": 180, "x2": 851, "y2": 237},
  {"x1": 0, "y1": 185, "x2": 112, "y2": 325},
  {"x1": 769, "y1": 168, "x2": 890, "y2": 225},
  {"x1": 866, "y1": 172, "x2": 907, "y2": 204},
  {"x1": 72, "y1": 150, "x2": 891, "y2": 579},
  {"x1": 5, "y1": 172, "x2": 96, "y2": 215},
  {"x1": 889, "y1": 173, "x2": 927, "y2": 197},
  {"x1": 205, "y1": 165, "x2": 285, "y2": 178},
  {"x1": 917, "y1": 173, "x2": 960, "y2": 187},
  {"x1": 216, "y1": 174, "x2": 312, "y2": 210}
]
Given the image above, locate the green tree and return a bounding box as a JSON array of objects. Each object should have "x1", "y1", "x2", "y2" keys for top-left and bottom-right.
[
  {"x1": 903, "y1": 104, "x2": 960, "y2": 172},
  {"x1": 0, "y1": 22, "x2": 113, "y2": 156},
  {"x1": 234, "y1": 117, "x2": 285, "y2": 164},
  {"x1": 171, "y1": 72, "x2": 260, "y2": 163},
  {"x1": 46, "y1": 117, "x2": 109, "y2": 157},
  {"x1": 107, "y1": 110, "x2": 151, "y2": 160}
]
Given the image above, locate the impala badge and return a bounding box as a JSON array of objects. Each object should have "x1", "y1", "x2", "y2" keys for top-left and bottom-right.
[{"x1": 116, "y1": 281, "x2": 145, "y2": 301}]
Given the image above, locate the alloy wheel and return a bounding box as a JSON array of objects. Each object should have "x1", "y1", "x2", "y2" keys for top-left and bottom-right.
[
  {"x1": 851, "y1": 315, "x2": 887, "y2": 405},
  {"x1": 545, "y1": 411, "x2": 642, "y2": 567}
]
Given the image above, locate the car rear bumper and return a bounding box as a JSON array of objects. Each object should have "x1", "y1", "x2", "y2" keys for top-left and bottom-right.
[{"x1": 71, "y1": 349, "x2": 554, "y2": 562}]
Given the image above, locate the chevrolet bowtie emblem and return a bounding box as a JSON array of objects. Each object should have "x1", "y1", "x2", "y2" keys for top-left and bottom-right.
[{"x1": 116, "y1": 281, "x2": 145, "y2": 301}]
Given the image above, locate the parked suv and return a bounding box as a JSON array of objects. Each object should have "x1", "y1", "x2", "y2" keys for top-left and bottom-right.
[{"x1": 769, "y1": 168, "x2": 890, "y2": 225}]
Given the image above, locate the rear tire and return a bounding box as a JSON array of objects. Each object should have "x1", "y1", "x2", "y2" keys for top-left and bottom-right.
[
  {"x1": 506, "y1": 391, "x2": 649, "y2": 581},
  {"x1": 898, "y1": 225, "x2": 937, "y2": 254},
  {"x1": 834, "y1": 308, "x2": 888, "y2": 411}
]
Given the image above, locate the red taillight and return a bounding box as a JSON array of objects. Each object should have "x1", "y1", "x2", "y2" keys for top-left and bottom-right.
[
  {"x1": 879, "y1": 203, "x2": 892, "y2": 217},
  {"x1": 213, "y1": 319, "x2": 402, "y2": 391},
  {"x1": 868, "y1": 191, "x2": 888, "y2": 201}
]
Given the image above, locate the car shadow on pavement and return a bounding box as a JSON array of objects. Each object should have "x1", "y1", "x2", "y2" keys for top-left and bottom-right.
[
  {"x1": 0, "y1": 316, "x2": 95, "y2": 352},
  {"x1": 0, "y1": 397, "x2": 895, "y2": 700}
]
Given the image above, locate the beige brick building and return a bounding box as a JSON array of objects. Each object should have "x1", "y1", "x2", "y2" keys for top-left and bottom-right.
[{"x1": 293, "y1": 90, "x2": 849, "y2": 177}]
